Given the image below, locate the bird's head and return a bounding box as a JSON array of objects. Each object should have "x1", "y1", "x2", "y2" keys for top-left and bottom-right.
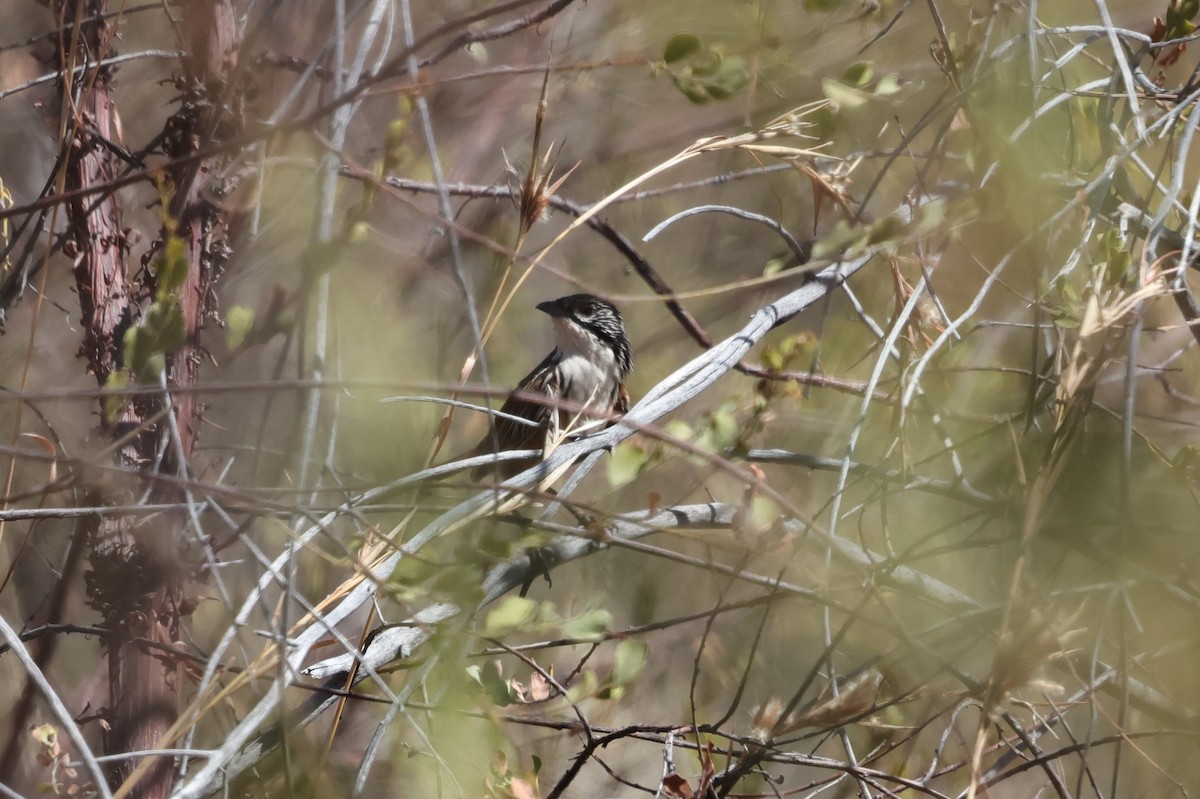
[{"x1": 536, "y1": 294, "x2": 632, "y2": 379}]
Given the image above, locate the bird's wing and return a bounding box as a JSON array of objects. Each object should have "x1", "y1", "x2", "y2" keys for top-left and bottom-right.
[
  {"x1": 485, "y1": 350, "x2": 560, "y2": 454},
  {"x1": 615, "y1": 383, "x2": 631, "y2": 416}
]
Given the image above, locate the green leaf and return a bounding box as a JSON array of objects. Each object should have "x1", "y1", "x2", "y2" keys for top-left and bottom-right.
[
  {"x1": 486, "y1": 596, "x2": 539, "y2": 635},
  {"x1": 689, "y1": 51, "x2": 721, "y2": 77},
  {"x1": 709, "y1": 409, "x2": 739, "y2": 450},
  {"x1": 664, "y1": 419, "x2": 693, "y2": 441},
  {"x1": 566, "y1": 669, "x2": 598, "y2": 703},
  {"x1": 1173, "y1": 444, "x2": 1200, "y2": 470},
  {"x1": 747, "y1": 496, "x2": 780, "y2": 533},
  {"x1": 664, "y1": 33, "x2": 702, "y2": 64},
  {"x1": 612, "y1": 639, "x2": 648, "y2": 686},
  {"x1": 866, "y1": 214, "x2": 907, "y2": 246},
  {"x1": 466, "y1": 661, "x2": 515, "y2": 706},
  {"x1": 155, "y1": 236, "x2": 188, "y2": 299},
  {"x1": 103, "y1": 369, "x2": 130, "y2": 424},
  {"x1": 385, "y1": 118, "x2": 408, "y2": 150},
  {"x1": 910, "y1": 200, "x2": 945, "y2": 236},
  {"x1": 226, "y1": 305, "x2": 255, "y2": 351},
  {"x1": 761, "y1": 346, "x2": 784, "y2": 372},
  {"x1": 561, "y1": 608, "x2": 612, "y2": 641},
  {"x1": 841, "y1": 61, "x2": 874, "y2": 87},
  {"x1": 607, "y1": 441, "x2": 649, "y2": 488},
  {"x1": 705, "y1": 56, "x2": 749, "y2": 100},
  {"x1": 672, "y1": 75, "x2": 712, "y2": 105},
  {"x1": 138, "y1": 352, "x2": 165, "y2": 384},
  {"x1": 763, "y1": 256, "x2": 786, "y2": 277},
  {"x1": 123, "y1": 326, "x2": 152, "y2": 383},
  {"x1": 875, "y1": 73, "x2": 903, "y2": 96},
  {"x1": 821, "y1": 77, "x2": 871, "y2": 110},
  {"x1": 812, "y1": 219, "x2": 869, "y2": 260},
  {"x1": 144, "y1": 300, "x2": 187, "y2": 355}
]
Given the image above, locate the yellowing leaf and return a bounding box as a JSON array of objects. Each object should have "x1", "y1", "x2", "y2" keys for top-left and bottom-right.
[
  {"x1": 226, "y1": 305, "x2": 255, "y2": 351},
  {"x1": 612, "y1": 639, "x2": 648, "y2": 686},
  {"x1": 875, "y1": 73, "x2": 904, "y2": 96},
  {"x1": 103, "y1": 369, "x2": 131, "y2": 425},
  {"x1": 486, "y1": 596, "x2": 539, "y2": 634},
  {"x1": 562, "y1": 608, "x2": 612, "y2": 641},
  {"x1": 607, "y1": 441, "x2": 649, "y2": 487},
  {"x1": 821, "y1": 78, "x2": 871, "y2": 110}
]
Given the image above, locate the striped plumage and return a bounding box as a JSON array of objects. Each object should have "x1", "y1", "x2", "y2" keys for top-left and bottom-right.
[{"x1": 473, "y1": 294, "x2": 632, "y2": 479}]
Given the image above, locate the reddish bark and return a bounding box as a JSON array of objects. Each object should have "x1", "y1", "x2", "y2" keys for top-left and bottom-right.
[
  {"x1": 55, "y1": 3, "x2": 177, "y2": 795},
  {"x1": 54, "y1": 0, "x2": 239, "y2": 796},
  {"x1": 163, "y1": 0, "x2": 239, "y2": 461},
  {"x1": 59, "y1": 0, "x2": 132, "y2": 382}
]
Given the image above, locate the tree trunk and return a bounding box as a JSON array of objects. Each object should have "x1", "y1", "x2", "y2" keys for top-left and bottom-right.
[{"x1": 54, "y1": 1, "x2": 238, "y2": 796}]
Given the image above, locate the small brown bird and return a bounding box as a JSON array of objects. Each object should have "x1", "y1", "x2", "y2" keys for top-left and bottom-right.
[{"x1": 472, "y1": 294, "x2": 633, "y2": 479}]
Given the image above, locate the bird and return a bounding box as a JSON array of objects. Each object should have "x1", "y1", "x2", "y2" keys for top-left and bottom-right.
[{"x1": 471, "y1": 293, "x2": 632, "y2": 480}]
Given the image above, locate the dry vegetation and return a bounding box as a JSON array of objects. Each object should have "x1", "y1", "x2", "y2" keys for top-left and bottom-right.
[{"x1": 1, "y1": 0, "x2": 1200, "y2": 797}]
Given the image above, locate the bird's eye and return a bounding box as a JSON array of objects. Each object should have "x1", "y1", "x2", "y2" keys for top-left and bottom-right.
[{"x1": 577, "y1": 307, "x2": 596, "y2": 321}]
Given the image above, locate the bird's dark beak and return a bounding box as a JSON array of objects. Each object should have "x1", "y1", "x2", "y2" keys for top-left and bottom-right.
[{"x1": 536, "y1": 299, "x2": 568, "y2": 318}]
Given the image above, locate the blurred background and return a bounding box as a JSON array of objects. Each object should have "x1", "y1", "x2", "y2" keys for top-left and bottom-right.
[{"x1": 2, "y1": 0, "x2": 1200, "y2": 797}]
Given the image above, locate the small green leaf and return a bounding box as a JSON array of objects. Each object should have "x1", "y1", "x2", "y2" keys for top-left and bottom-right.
[
  {"x1": 464, "y1": 41, "x2": 488, "y2": 64},
  {"x1": 812, "y1": 220, "x2": 869, "y2": 260},
  {"x1": 664, "y1": 419, "x2": 693, "y2": 441},
  {"x1": 761, "y1": 346, "x2": 784, "y2": 372},
  {"x1": 671, "y1": 75, "x2": 712, "y2": 104},
  {"x1": 466, "y1": 661, "x2": 515, "y2": 706},
  {"x1": 709, "y1": 410, "x2": 739, "y2": 450},
  {"x1": 763, "y1": 256, "x2": 786, "y2": 277},
  {"x1": 122, "y1": 326, "x2": 142, "y2": 367},
  {"x1": 841, "y1": 61, "x2": 874, "y2": 87},
  {"x1": 821, "y1": 78, "x2": 871, "y2": 110},
  {"x1": 155, "y1": 236, "x2": 188, "y2": 299},
  {"x1": 688, "y1": 51, "x2": 721, "y2": 77},
  {"x1": 1105, "y1": 250, "x2": 1133, "y2": 288},
  {"x1": 910, "y1": 200, "x2": 945, "y2": 235},
  {"x1": 144, "y1": 300, "x2": 187, "y2": 354},
  {"x1": 664, "y1": 33, "x2": 702, "y2": 64},
  {"x1": 486, "y1": 596, "x2": 539, "y2": 635},
  {"x1": 566, "y1": 669, "x2": 598, "y2": 703},
  {"x1": 226, "y1": 305, "x2": 255, "y2": 351},
  {"x1": 747, "y1": 496, "x2": 780, "y2": 533},
  {"x1": 103, "y1": 369, "x2": 130, "y2": 424},
  {"x1": 866, "y1": 214, "x2": 907, "y2": 246},
  {"x1": 139, "y1": 353, "x2": 166, "y2": 384},
  {"x1": 1173, "y1": 444, "x2": 1200, "y2": 470},
  {"x1": 705, "y1": 56, "x2": 749, "y2": 100},
  {"x1": 875, "y1": 73, "x2": 904, "y2": 96},
  {"x1": 385, "y1": 118, "x2": 408, "y2": 148},
  {"x1": 561, "y1": 608, "x2": 612, "y2": 641},
  {"x1": 122, "y1": 326, "x2": 156, "y2": 383},
  {"x1": 607, "y1": 441, "x2": 649, "y2": 488},
  {"x1": 612, "y1": 639, "x2": 648, "y2": 687}
]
